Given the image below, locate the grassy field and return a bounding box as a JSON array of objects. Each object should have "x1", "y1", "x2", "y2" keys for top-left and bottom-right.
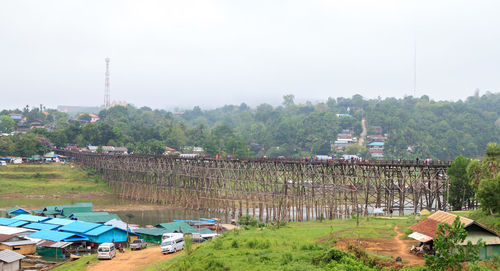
[
  {"x1": 142, "y1": 217, "x2": 417, "y2": 271},
  {"x1": 0, "y1": 164, "x2": 109, "y2": 196},
  {"x1": 51, "y1": 255, "x2": 98, "y2": 271}
]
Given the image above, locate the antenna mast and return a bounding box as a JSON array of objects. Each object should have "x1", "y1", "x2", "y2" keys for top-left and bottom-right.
[
  {"x1": 104, "y1": 58, "x2": 111, "y2": 109},
  {"x1": 413, "y1": 40, "x2": 417, "y2": 97}
]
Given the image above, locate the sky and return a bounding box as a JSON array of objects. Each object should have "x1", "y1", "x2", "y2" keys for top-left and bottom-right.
[{"x1": 1, "y1": 0, "x2": 499, "y2": 110}]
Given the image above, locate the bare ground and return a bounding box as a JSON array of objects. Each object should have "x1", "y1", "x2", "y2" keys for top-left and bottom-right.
[
  {"x1": 86, "y1": 246, "x2": 179, "y2": 271},
  {"x1": 333, "y1": 225, "x2": 424, "y2": 268}
]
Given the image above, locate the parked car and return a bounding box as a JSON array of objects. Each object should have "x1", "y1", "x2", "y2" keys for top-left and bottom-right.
[
  {"x1": 97, "y1": 243, "x2": 116, "y2": 260},
  {"x1": 0, "y1": 161, "x2": 6, "y2": 166},
  {"x1": 130, "y1": 239, "x2": 147, "y2": 250}
]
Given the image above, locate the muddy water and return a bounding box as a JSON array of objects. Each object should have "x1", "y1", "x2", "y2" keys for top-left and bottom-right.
[{"x1": 0, "y1": 196, "x2": 216, "y2": 226}]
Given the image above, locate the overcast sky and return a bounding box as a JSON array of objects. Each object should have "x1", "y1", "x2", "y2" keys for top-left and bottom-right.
[{"x1": 1, "y1": 0, "x2": 499, "y2": 110}]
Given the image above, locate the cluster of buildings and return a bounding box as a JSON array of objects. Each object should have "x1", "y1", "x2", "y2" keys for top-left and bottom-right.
[
  {"x1": 333, "y1": 129, "x2": 358, "y2": 152},
  {"x1": 366, "y1": 126, "x2": 387, "y2": 159},
  {"x1": 0, "y1": 203, "x2": 217, "y2": 269}
]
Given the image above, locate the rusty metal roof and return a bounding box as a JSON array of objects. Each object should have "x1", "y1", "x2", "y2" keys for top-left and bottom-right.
[{"x1": 409, "y1": 211, "x2": 499, "y2": 241}]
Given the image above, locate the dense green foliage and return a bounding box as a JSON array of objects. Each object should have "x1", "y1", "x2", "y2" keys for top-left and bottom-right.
[
  {"x1": 425, "y1": 216, "x2": 484, "y2": 271},
  {"x1": 0, "y1": 133, "x2": 49, "y2": 156},
  {"x1": 447, "y1": 155, "x2": 474, "y2": 210},
  {"x1": 1, "y1": 93, "x2": 499, "y2": 158}
]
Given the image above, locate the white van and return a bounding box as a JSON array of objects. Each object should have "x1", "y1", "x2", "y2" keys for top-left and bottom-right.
[
  {"x1": 161, "y1": 236, "x2": 184, "y2": 254},
  {"x1": 162, "y1": 232, "x2": 183, "y2": 242},
  {"x1": 97, "y1": 243, "x2": 116, "y2": 260},
  {"x1": 0, "y1": 161, "x2": 6, "y2": 166}
]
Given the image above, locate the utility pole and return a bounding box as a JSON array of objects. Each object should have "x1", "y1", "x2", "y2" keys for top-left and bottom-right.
[{"x1": 104, "y1": 58, "x2": 111, "y2": 109}]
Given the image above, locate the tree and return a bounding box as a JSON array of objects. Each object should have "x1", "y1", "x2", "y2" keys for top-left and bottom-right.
[
  {"x1": 0, "y1": 115, "x2": 16, "y2": 133},
  {"x1": 425, "y1": 216, "x2": 484, "y2": 271},
  {"x1": 447, "y1": 155, "x2": 473, "y2": 210},
  {"x1": 0, "y1": 137, "x2": 15, "y2": 156},
  {"x1": 477, "y1": 175, "x2": 500, "y2": 215},
  {"x1": 282, "y1": 94, "x2": 295, "y2": 107}
]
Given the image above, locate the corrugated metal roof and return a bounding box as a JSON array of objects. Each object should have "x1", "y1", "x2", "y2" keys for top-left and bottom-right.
[
  {"x1": 0, "y1": 234, "x2": 15, "y2": 242},
  {"x1": 61, "y1": 206, "x2": 92, "y2": 216},
  {"x1": 70, "y1": 212, "x2": 110, "y2": 217},
  {"x1": 6, "y1": 220, "x2": 30, "y2": 227},
  {"x1": 0, "y1": 226, "x2": 34, "y2": 235},
  {"x1": 104, "y1": 219, "x2": 138, "y2": 232},
  {"x1": 23, "y1": 223, "x2": 60, "y2": 231},
  {"x1": 0, "y1": 240, "x2": 36, "y2": 246},
  {"x1": 0, "y1": 249, "x2": 25, "y2": 263},
  {"x1": 37, "y1": 240, "x2": 71, "y2": 248},
  {"x1": 84, "y1": 225, "x2": 114, "y2": 236},
  {"x1": 44, "y1": 218, "x2": 75, "y2": 226},
  {"x1": 59, "y1": 221, "x2": 100, "y2": 233},
  {"x1": 85, "y1": 225, "x2": 138, "y2": 237},
  {"x1": 134, "y1": 228, "x2": 172, "y2": 237},
  {"x1": 0, "y1": 218, "x2": 19, "y2": 226},
  {"x1": 156, "y1": 222, "x2": 194, "y2": 233},
  {"x1": 13, "y1": 214, "x2": 50, "y2": 223},
  {"x1": 28, "y1": 230, "x2": 87, "y2": 242},
  {"x1": 408, "y1": 232, "x2": 433, "y2": 242}
]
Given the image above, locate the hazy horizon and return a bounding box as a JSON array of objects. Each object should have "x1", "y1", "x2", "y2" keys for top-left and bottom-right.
[{"x1": 1, "y1": 0, "x2": 499, "y2": 110}]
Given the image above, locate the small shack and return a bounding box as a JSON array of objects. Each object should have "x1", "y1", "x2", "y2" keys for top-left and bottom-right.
[
  {"x1": 0, "y1": 249, "x2": 25, "y2": 271},
  {"x1": 408, "y1": 211, "x2": 500, "y2": 260},
  {"x1": 36, "y1": 240, "x2": 71, "y2": 262},
  {"x1": 0, "y1": 240, "x2": 36, "y2": 255},
  {"x1": 5, "y1": 207, "x2": 30, "y2": 218}
]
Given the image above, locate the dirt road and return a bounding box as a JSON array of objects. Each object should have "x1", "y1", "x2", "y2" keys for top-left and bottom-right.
[
  {"x1": 87, "y1": 246, "x2": 178, "y2": 271},
  {"x1": 358, "y1": 117, "x2": 367, "y2": 146},
  {"x1": 393, "y1": 225, "x2": 424, "y2": 266}
]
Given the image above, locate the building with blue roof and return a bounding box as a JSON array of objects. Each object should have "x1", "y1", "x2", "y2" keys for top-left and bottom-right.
[
  {"x1": 23, "y1": 222, "x2": 60, "y2": 231},
  {"x1": 368, "y1": 142, "x2": 385, "y2": 147},
  {"x1": 83, "y1": 225, "x2": 139, "y2": 243},
  {"x1": 13, "y1": 214, "x2": 50, "y2": 223},
  {"x1": 58, "y1": 221, "x2": 101, "y2": 234},
  {"x1": 28, "y1": 230, "x2": 88, "y2": 242}
]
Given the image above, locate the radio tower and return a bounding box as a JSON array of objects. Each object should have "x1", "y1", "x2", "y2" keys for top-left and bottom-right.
[{"x1": 104, "y1": 57, "x2": 111, "y2": 109}]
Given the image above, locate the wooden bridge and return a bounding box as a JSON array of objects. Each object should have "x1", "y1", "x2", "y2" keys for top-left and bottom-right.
[{"x1": 59, "y1": 151, "x2": 450, "y2": 222}]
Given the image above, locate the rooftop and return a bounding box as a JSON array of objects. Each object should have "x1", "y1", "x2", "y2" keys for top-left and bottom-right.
[
  {"x1": 13, "y1": 214, "x2": 50, "y2": 223},
  {"x1": 59, "y1": 221, "x2": 101, "y2": 233},
  {"x1": 0, "y1": 249, "x2": 25, "y2": 263}
]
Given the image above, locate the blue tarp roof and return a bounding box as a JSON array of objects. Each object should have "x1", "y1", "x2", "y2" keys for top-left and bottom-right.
[
  {"x1": 0, "y1": 218, "x2": 19, "y2": 226},
  {"x1": 44, "y1": 218, "x2": 75, "y2": 226},
  {"x1": 368, "y1": 142, "x2": 385, "y2": 146},
  {"x1": 13, "y1": 214, "x2": 50, "y2": 223},
  {"x1": 28, "y1": 230, "x2": 88, "y2": 242},
  {"x1": 59, "y1": 221, "x2": 101, "y2": 233},
  {"x1": 23, "y1": 223, "x2": 60, "y2": 231}
]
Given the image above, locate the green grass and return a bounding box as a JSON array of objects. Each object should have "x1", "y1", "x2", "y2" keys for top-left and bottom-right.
[
  {"x1": 142, "y1": 218, "x2": 415, "y2": 271},
  {"x1": 0, "y1": 164, "x2": 109, "y2": 196},
  {"x1": 51, "y1": 255, "x2": 98, "y2": 271}
]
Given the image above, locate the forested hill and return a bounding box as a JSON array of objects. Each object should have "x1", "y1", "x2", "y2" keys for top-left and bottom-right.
[
  {"x1": 1, "y1": 93, "x2": 499, "y2": 160},
  {"x1": 171, "y1": 93, "x2": 500, "y2": 160}
]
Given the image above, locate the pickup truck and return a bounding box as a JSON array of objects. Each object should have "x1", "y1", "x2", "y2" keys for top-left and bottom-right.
[{"x1": 130, "y1": 239, "x2": 147, "y2": 250}]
